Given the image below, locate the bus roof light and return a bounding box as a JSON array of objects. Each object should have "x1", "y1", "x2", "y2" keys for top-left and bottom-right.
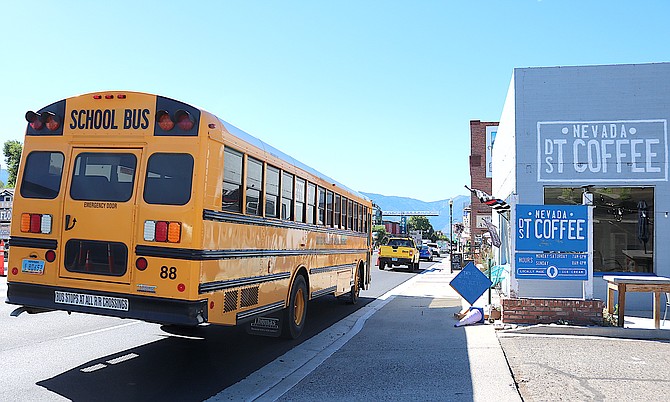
[
  {"x1": 117, "y1": 94, "x2": 127, "y2": 99},
  {"x1": 93, "y1": 95, "x2": 102, "y2": 99},
  {"x1": 156, "y1": 110, "x2": 174, "y2": 131},
  {"x1": 175, "y1": 110, "x2": 194, "y2": 131},
  {"x1": 41, "y1": 112, "x2": 61, "y2": 131},
  {"x1": 105, "y1": 94, "x2": 114, "y2": 99},
  {"x1": 25, "y1": 111, "x2": 43, "y2": 130}
]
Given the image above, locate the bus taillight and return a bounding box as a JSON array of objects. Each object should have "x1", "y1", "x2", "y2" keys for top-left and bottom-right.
[
  {"x1": 45, "y1": 250, "x2": 56, "y2": 262},
  {"x1": 143, "y1": 220, "x2": 181, "y2": 243},
  {"x1": 21, "y1": 213, "x2": 52, "y2": 234},
  {"x1": 136, "y1": 257, "x2": 148, "y2": 271}
]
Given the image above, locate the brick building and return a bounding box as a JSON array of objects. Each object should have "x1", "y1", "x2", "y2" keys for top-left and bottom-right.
[{"x1": 468, "y1": 120, "x2": 498, "y2": 260}]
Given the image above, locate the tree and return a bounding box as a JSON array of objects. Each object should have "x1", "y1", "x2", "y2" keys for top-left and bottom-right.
[
  {"x1": 408, "y1": 216, "x2": 436, "y2": 241},
  {"x1": 372, "y1": 225, "x2": 387, "y2": 247},
  {"x1": 3, "y1": 140, "x2": 22, "y2": 188}
]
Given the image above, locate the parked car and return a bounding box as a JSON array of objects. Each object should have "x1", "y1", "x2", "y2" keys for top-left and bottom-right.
[
  {"x1": 419, "y1": 245, "x2": 433, "y2": 261},
  {"x1": 427, "y1": 242, "x2": 440, "y2": 257}
]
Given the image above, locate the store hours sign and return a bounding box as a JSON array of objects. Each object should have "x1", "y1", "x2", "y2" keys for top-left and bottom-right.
[{"x1": 516, "y1": 205, "x2": 588, "y2": 252}]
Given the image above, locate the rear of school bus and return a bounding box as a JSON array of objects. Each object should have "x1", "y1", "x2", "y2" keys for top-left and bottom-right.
[{"x1": 6, "y1": 91, "x2": 211, "y2": 326}]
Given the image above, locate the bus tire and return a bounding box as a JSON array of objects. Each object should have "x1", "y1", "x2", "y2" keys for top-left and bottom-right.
[
  {"x1": 347, "y1": 265, "x2": 361, "y2": 305},
  {"x1": 282, "y1": 275, "x2": 307, "y2": 339}
]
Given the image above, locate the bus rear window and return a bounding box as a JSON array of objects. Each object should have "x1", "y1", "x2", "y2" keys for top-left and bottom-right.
[
  {"x1": 144, "y1": 153, "x2": 194, "y2": 205},
  {"x1": 70, "y1": 153, "x2": 136, "y2": 202},
  {"x1": 20, "y1": 151, "x2": 64, "y2": 199}
]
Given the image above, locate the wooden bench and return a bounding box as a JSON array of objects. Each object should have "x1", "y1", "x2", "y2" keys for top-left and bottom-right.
[{"x1": 603, "y1": 275, "x2": 670, "y2": 329}]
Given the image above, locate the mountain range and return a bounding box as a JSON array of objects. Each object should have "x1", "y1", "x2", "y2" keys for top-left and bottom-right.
[{"x1": 361, "y1": 192, "x2": 470, "y2": 233}]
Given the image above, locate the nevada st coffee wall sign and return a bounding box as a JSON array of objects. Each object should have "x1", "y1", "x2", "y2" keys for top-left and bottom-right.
[
  {"x1": 516, "y1": 204, "x2": 588, "y2": 252},
  {"x1": 537, "y1": 119, "x2": 668, "y2": 183}
]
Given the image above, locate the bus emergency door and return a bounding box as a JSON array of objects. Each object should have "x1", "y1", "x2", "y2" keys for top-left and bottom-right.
[{"x1": 59, "y1": 148, "x2": 143, "y2": 284}]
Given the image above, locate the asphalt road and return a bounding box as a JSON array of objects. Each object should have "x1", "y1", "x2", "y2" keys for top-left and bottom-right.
[{"x1": 0, "y1": 255, "x2": 438, "y2": 401}]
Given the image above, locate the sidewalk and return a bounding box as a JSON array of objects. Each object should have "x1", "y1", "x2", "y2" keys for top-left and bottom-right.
[{"x1": 212, "y1": 260, "x2": 521, "y2": 401}]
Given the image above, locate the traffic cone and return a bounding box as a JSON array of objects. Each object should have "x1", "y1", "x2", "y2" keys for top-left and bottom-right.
[
  {"x1": 454, "y1": 307, "x2": 483, "y2": 327},
  {"x1": 0, "y1": 240, "x2": 5, "y2": 276}
]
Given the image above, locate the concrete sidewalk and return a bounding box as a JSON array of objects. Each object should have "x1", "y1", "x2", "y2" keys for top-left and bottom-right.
[
  {"x1": 212, "y1": 260, "x2": 521, "y2": 401},
  {"x1": 211, "y1": 259, "x2": 670, "y2": 401}
]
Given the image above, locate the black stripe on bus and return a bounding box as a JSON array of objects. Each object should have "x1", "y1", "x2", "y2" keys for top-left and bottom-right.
[
  {"x1": 135, "y1": 245, "x2": 367, "y2": 261},
  {"x1": 236, "y1": 301, "x2": 285, "y2": 322},
  {"x1": 309, "y1": 263, "x2": 355, "y2": 275},
  {"x1": 311, "y1": 286, "x2": 337, "y2": 299},
  {"x1": 9, "y1": 236, "x2": 58, "y2": 250},
  {"x1": 203, "y1": 209, "x2": 368, "y2": 238},
  {"x1": 198, "y1": 272, "x2": 291, "y2": 294}
]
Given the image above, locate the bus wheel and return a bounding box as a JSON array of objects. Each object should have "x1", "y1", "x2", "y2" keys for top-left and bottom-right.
[
  {"x1": 282, "y1": 275, "x2": 307, "y2": 339},
  {"x1": 347, "y1": 266, "x2": 361, "y2": 305}
]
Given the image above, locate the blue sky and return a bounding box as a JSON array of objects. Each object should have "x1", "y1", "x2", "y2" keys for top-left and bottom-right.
[{"x1": 1, "y1": 1, "x2": 668, "y2": 201}]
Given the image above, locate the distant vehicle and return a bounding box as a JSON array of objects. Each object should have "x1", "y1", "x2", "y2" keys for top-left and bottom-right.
[
  {"x1": 378, "y1": 236, "x2": 420, "y2": 272},
  {"x1": 419, "y1": 245, "x2": 433, "y2": 261},
  {"x1": 427, "y1": 242, "x2": 440, "y2": 257}
]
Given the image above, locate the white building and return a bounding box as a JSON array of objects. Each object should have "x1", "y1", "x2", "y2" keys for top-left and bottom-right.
[{"x1": 493, "y1": 62, "x2": 669, "y2": 310}]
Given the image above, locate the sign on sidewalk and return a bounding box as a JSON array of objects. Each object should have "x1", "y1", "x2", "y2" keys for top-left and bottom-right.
[{"x1": 449, "y1": 262, "x2": 493, "y2": 305}]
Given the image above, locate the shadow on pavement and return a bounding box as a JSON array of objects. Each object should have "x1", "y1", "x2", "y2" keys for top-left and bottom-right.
[{"x1": 36, "y1": 295, "x2": 375, "y2": 401}]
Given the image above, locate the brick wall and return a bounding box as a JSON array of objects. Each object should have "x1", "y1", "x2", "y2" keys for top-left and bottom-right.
[
  {"x1": 469, "y1": 120, "x2": 498, "y2": 245},
  {"x1": 502, "y1": 298, "x2": 604, "y2": 326}
]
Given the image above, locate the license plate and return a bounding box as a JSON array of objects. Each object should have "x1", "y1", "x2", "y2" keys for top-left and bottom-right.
[
  {"x1": 22, "y1": 259, "x2": 45, "y2": 275},
  {"x1": 392, "y1": 258, "x2": 398, "y2": 262}
]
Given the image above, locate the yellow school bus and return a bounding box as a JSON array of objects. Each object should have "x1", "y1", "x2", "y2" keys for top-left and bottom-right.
[{"x1": 7, "y1": 91, "x2": 372, "y2": 339}]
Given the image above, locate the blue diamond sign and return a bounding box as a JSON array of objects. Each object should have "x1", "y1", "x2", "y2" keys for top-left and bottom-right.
[{"x1": 450, "y1": 261, "x2": 493, "y2": 305}]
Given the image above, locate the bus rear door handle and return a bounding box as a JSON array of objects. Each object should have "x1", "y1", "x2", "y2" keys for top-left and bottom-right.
[{"x1": 65, "y1": 215, "x2": 77, "y2": 231}]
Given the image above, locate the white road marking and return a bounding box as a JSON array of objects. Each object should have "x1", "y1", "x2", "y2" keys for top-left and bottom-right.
[{"x1": 64, "y1": 322, "x2": 140, "y2": 340}]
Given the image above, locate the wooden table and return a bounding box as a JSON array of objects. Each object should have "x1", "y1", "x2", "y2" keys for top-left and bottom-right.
[{"x1": 603, "y1": 275, "x2": 670, "y2": 329}]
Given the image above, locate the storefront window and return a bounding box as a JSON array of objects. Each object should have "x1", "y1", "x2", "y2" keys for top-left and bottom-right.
[{"x1": 545, "y1": 187, "x2": 654, "y2": 274}]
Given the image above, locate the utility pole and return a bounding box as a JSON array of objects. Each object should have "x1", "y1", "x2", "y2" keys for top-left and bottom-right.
[{"x1": 449, "y1": 199, "x2": 453, "y2": 255}]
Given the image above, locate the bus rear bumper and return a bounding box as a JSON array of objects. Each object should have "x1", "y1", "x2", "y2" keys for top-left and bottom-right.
[{"x1": 6, "y1": 282, "x2": 208, "y2": 326}]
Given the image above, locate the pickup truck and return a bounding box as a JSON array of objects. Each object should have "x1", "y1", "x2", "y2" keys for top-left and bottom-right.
[{"x1": 378, "y1": 236, "x2": 420, "y2": 272}]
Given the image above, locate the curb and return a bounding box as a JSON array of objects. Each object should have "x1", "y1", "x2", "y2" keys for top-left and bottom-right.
[{"x1": 497, "y1": 323, "x2": 670, "y2": 341}]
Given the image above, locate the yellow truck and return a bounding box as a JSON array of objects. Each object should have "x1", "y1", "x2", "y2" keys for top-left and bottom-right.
[{"x1": 378, "y1": 236, "x2": 420, "y2": 272}]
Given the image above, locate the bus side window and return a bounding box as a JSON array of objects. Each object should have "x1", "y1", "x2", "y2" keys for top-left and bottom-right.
[
  {"x1": 222, "y1": 147, "x2": 243, "y2": 212},
  {"x1": 20, "y1": 151, "x2": 64, "y2": 199},
  {"x1": 246, "y1": 157, "x2": 263, "y2": 216},
  {"x1": 281, "y1": 172, "x2": 294, "y2": 221},
  {"x1": 306, "y1": 182, "x2": 316, "y2": 225},
  {"x1": 265, "y1": 165, "x2": 280, "y2": 218}
]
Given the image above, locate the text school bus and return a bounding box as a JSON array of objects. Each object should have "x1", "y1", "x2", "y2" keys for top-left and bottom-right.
[{"x1": 7, "y1": 91, "x2": 372, "y2": 339}]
